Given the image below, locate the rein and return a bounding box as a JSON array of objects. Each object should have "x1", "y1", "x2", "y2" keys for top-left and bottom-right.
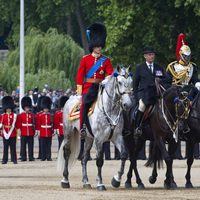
[
  {"x1": 100, "y1": 75, "x2": 131, "y2": 140},
  {"x1": 160, "y1": 86, "x2": 191, "y2": 142}
]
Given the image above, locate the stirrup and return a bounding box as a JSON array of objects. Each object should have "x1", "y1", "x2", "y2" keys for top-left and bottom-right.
[
  {"x1": 80, "y1": 128, "x2": 87, "y2": 139},
  {"x1": 134, "y1": 127, "x2": 142, "y2": 137},
  {"x1": 183, "y1": 127, "x2": 190, "y2": 134}
]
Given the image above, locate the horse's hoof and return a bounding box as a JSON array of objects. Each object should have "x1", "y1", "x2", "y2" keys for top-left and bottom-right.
[
  {"x1": 83, "y1": 183, "x2": 92, "y2": 189},
  {"x1": 164, "y1": 180, "x2": 177, "y2": 190},
  {"x1": 111, "y1": 177, "x2": 121, "y2": 188},
  {"x1": 149, "y1": 176, "x2": 157, "y2": 184},
  {"x1": 61, "y1": 181, "x2": 70, "y2": 188},
  {"x1": 125, "y1": 181, "x2": 132, "y2": 189},
  {"x1": 185, "y1": 182, "x2": 193, "y2": 188},
  {"x1": 138, "y1": 183, "x2": 145, "y2": 189},
  {"x1": 170, "y1": 181, "x2": 177, "y2": 189},
  {"x1": 97, "y1": 185, "x2": 107, "y2": 191}
]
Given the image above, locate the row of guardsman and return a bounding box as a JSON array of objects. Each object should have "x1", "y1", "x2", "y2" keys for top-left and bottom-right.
[{"x1": 0, "y1": 95, "x2": 68, "y2": 164}]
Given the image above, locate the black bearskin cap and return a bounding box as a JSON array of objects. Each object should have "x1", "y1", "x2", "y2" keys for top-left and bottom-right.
[
  {"x1": 37, "y1": 96, "x2": 45, "y2": 112},
  {"x1": 59, "y1": 96, "x2": 69, "y2": 109},
  {"x1": 2, "y1": 96, "x2": 15, "y2": 111},
  {"x1": 21, "y1": 96, "x2": 32, "y2": 110},
  {"x1": 87, "y1": 23, "x2": 107, "y2": 53},
  {"x1": 41, "y1": 96, "x2": 52, "y2": 110}
]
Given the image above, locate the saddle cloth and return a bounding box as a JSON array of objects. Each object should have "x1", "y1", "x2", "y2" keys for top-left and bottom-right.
[{"x1": 68, "y1": 101, "x2": 96, "y2": 121}]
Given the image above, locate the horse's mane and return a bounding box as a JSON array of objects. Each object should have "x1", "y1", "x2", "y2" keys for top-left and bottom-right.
[{"x1": 163, "y1": 85, "x2": 178, "y2": 98}]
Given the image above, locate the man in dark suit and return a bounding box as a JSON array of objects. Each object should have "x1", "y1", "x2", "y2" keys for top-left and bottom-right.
[{"x1": 133, "y1": 46, "x2": 165, "y2": 137}]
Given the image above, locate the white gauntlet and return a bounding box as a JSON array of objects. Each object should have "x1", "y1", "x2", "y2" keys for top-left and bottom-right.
[{"x1": 195, "y1": 82, "x2": 200, "y2": 90}]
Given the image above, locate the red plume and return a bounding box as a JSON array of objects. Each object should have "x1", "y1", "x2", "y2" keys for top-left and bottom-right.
[{"x1": 176, "y1": 33, "x2": 186, "y2": 60}]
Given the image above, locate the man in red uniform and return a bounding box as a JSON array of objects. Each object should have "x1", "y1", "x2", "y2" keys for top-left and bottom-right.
[
  {"x1": 53, "y1": 96, "x2": 68, "y2": 149},
  {"x1": 76, "y1": 23, "x2": 113, "y2": 137},
  {"x1": 36, "y1": 96, "x2": 53, "y2": 161},
  {"x1": 17, "y1": 96, "x2": 35, "y2": 161},
  {"x1": 35, "y1": 96, "x2": 45, "y2": 159},
  {"x1": 0, "y1": 96, "x2": 19, "y2": 164}
]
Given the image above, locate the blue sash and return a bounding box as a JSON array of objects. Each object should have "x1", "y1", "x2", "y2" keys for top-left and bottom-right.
[{"x1": 85, "y1": 55, "x2": 107, "y2": 78}]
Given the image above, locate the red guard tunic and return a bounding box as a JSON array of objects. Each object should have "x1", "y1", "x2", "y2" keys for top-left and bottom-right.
[
  {"x1": 36, "y1": 112, "x2": 53, "y2": 138},
  {"x1": 35, "y1": 111, "x2": 42, "y2": 133},
  {"x1": 76, "y1": 54, "x2": 113, "y2": 95},
  {"x1": 0, "y1": 113, "x2": 19, "y2": 138},
  {"x1": 53, "y1": 110, "x2": 64, "y2": 136},
  {"x1": 17, "y1": 112, "x2": 35, "y2": 136}
]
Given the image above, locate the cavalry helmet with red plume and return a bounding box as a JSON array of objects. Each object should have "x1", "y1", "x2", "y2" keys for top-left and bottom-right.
[{"x1": 176, "y1": 33, "x2": 191, "y2": 63}]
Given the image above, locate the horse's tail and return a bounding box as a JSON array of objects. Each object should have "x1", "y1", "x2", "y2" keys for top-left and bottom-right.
[
  {"x1": 145, "y1": 141, "x2": 163, "y2": 169},
  {"x1": 57, "y1": 140, "x2": 66, "y2": 174},
  {"x1": 57, "y1": 129, "x2": 80, "y2": 174},
  {"x1": 68, "y1": 129, "x2": 80, "y2": 169}
]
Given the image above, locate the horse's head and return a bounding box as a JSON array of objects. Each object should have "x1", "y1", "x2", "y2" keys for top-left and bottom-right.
[
  {"x1": 174, "y1": 85, "x2": 192, "y2": 120},
  {"x1": 112, "y1": 65, "x2": 133, "y2": 111}
]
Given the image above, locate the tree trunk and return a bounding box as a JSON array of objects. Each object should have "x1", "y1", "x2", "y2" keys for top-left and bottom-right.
[
  {"x1": 74, "y1": 0, "x2": 88, "y2": 53},
  {"x1": 66, "y1": 15, "x2": 72, "y2": 36}
]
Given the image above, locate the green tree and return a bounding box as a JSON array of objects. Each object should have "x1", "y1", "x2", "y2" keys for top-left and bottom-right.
[
  {"x1": 98, "y1": 0, "x2": 200, "y2": 69},
  {"x1": 0, "y1": 28, "x2": 84, "y2": 92}
]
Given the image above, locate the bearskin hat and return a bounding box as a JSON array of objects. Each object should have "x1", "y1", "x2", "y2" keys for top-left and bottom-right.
[
  {"x1": 2, "y1": 96, "x2": 15, "y2": 111},
  {"x1": 21, "y1": 96, "x2": 32, "y2": 110},
  {"x1": 37, "y1": 96, "x2": 45, "y2": 112},
  {"x1": 86, "y1": 23, "x2": 107, "y2": 53},
  {"x1": 59, "y1": 96, "x2": 69, "y2": 109},
  {"x1": 40, "y1": 96, "x2": 52, "y2": 110}
]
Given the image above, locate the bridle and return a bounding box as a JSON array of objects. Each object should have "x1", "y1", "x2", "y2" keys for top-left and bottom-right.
[{"x1": 100, "y1": 73, "x2": 132, "y2": 139}]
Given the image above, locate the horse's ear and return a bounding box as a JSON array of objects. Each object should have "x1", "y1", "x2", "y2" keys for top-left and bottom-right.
[
  {"x1": 127, "y1": 65, "x2": 133, "y2": 77},
  {"x1": 116, "y1": 65, "x2": 121, "y2": 73}
]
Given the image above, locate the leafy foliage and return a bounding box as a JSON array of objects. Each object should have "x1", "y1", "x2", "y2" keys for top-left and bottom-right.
[{"x1": 0, "y1": 28, "x2": 84, "y2": 92}]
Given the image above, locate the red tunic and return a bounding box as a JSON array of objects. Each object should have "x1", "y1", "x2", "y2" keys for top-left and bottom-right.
[
  {"x1": 76, "y1": 54, "x2": 113, "y2": 94},
  {"x1": 0, "y1": 112, "x2": 19, "y2": 138},
  {"x1": 53, "y1": 110, "x2": 64, "y2": 136},
  {"x1": 36, "y1": 112, "x2": 53, "y2": 138},
  {"x1": 35, "y1": 111, "x2": 42, "y2": 132},
  {"x1": 17, "y1": 112, "x2": 35, "y2": 136}
]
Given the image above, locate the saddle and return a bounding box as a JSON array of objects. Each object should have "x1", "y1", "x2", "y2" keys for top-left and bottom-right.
[
  {"x1": 133, "y1": 105, "x2": 154, "y2": 122},
  {"x1": 68, "y1": 101, "x2": 96, "y2": 121}
]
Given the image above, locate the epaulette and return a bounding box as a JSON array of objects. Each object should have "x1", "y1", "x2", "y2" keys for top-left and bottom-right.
[{"x1": 166, "y1": 61, "x2": 177, "y2": 71}]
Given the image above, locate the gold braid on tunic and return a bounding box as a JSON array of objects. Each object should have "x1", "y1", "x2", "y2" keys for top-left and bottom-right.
[{"x1": 166, "y1": 61, "x2": 192, "y2": 85}]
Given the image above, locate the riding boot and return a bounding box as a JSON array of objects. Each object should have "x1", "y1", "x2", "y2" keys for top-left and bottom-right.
[
  {"x1": 134, "y1": 110, "x2": 144, "y2": 138},
  {"x1": 80, "y1": 102, "x2": 90, "y2": 139}
]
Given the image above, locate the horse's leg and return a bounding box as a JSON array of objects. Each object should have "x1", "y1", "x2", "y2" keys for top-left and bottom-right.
[
  {"x1": 95, "y1": 139, "x2": 106, "y2": 191},
  {"x1": 61, "y1": 139, "x2": 71, "y2": 188},
  {"x1": 148, "y1": 141, "x2": 158, "y2": 184},
  {"x1": 123, "y1": 131, "x2": 145, "y2": 189},
  {"x1": 81, "y1": 137, "x2": 93, "y2": 189},
  {"x1": 111, "y1": 135, "x2": 128, "y2": 188},
  {"x1": 132, "y1": 138, "x2": 145, "y2": 189},
  {"x1": 164, "y1": 141, "x2": 178, "y2": 189},
  {"x1": 185, "y1": 140, "x2": 194, "y2": 188}
]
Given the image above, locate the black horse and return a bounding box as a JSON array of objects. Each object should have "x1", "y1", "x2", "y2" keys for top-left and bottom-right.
[
  {"x1": 180, "y1": 90, "x2": 200, "y2": 188},
  {"x1": 113, "y1": 85, "x2": 191, "y2": 189}
]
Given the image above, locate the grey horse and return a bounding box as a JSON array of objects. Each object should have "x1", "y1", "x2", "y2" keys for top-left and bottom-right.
[{"x1": 57, "y1": 66, "x2": 133, "y2": 191}]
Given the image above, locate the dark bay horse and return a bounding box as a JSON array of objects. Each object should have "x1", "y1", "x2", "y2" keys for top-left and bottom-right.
[
  {"x1": 182, "y1": 90, "x2": 200, "y2": 188},
  {"x1": 113, "y1": 85, "x2": 191, "y2": 189}
]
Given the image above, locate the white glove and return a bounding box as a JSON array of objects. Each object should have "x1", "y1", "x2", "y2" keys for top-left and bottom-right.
[
  {"x1": 195, "y1": 82, "x2": 200, "y2": 90},
  {"x1": 101, "y1": 76, "x2": 110, "y2": 85}
]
